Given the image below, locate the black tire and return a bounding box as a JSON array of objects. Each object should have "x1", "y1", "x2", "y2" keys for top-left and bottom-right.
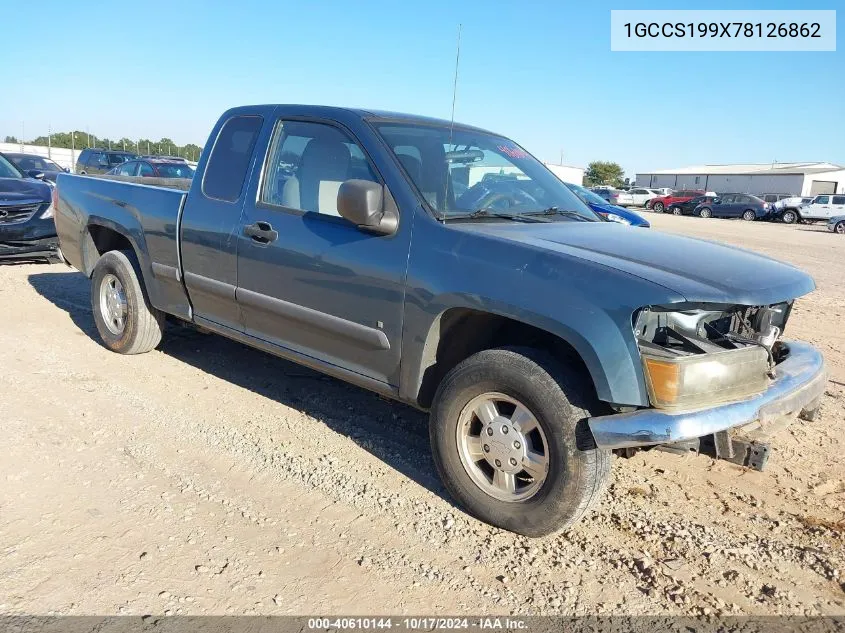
[
  {"x1": 652, "y1": 202, "x2": 664, "y2": 213},
  {"x1": 742, "y1": 210, "x2": 756, "y2": 222},
  {"x1": 782, "y1": 210, "x2": 797, "y2": 224},
  {"x1": 429, "y1": 347, "x2": 611, "y2": 537},
  {"x1": 699, "y1": 207, "x2": 712, "y2": 219},
  {"x1": 90, "y1": 250, "x2": 164, "y2": 354}
]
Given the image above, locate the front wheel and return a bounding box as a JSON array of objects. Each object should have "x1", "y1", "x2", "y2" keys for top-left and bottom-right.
[
  {"x1": 782, "y1": 210, "x2": 797, "y2": 224},
  {"x1": 90, "y1": 250, "x2": 165, "y2": 354},
  {"x1": 429, "y1": 347, "x2": 611, "y2": 537},
  {"x1": 699, "y1": 207, "x2": 712, "y2": 219},
  {"x1": 835, "y1": 221, "x2": 845, "y2": 235},
  {"x1": 742, "y1": 210, "x2": 756, "y2": 221},
  {"x1": 652, "y1": 202, "x2": 664, "y2": 213}
]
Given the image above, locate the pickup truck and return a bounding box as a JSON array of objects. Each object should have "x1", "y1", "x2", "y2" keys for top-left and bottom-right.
[{"x1": 54, "y1": 105, "x2": 827, "y2": 537}]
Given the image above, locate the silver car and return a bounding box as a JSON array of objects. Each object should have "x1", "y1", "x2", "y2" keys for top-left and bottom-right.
[
  {"x1": 826, "y1": 215, "x2": 845, "y2": 234},
  {"x1": 591, "y1": 187, "x2": 634, "y2": 207}
]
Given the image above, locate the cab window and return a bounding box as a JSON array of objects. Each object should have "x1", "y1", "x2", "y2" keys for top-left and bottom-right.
[{"x1": 260, "y1": 120, "x2": 379, "y2": 217}]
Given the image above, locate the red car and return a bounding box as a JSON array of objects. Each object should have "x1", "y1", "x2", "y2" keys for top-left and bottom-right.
[{"x1": 647, "y1": 189, "x2": 705, "y2": 213}]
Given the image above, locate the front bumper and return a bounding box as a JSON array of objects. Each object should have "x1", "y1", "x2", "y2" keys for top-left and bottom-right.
[
  {"x1": 0, "y1": 235, "x2": 60, "y2": 261},
  {"x1": 588, "y1": 341, "x2": 826, "y2": 450}
]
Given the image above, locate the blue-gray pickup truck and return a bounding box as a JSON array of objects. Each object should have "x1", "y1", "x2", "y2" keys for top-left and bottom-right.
[{"x1": 54, "y1": 105, "x2": 826, "y2": 536}]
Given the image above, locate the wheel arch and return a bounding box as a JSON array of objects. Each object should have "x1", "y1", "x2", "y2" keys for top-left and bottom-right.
[
  {"x1": 403, "y1": 304, "x2": 630, "y2": 411},
  {"x1": 82, "y1": 220, "x2": 162, "y2": 309}
]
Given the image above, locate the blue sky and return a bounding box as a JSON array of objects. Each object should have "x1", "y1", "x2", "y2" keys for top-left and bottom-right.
[{"x1": 3, "y1": 0, "x2": 842, "y2": 176}]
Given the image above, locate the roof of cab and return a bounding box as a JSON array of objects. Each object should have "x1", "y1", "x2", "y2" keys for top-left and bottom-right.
[{"x1": 225, "y1": 104, "x2": 496, "y2": 135}]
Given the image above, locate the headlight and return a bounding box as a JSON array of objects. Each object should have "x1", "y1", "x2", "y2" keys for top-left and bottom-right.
[
  {"x1": 642, "y1": 345, "x2": 769, "y2": 410},
  {"x1": 40, "y1": 203, "x2": 54, "y2": 219},
  {"x1": 605, "y1": 213, "x2": 631, "y2": 225}
]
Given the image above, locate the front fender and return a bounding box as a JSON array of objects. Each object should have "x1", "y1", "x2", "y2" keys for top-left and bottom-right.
[{"x1": 398, "y1": 215, "x2": 684, "y2": 408}]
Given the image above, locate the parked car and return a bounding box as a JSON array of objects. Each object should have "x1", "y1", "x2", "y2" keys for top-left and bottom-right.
[
  {"x1": 694, "y1": 194, "x2": 770, "y2": 220},
  {"x1": 650, "y1": 187, "x2": 673, "y2": 196},
  {"x1": 667, "y1": 194, "x2": 717, "y2": 216},
  {"x1": 627, "y1": 187, "x2": 661, "y2": 207},
  {"x1": 139, "y1": 155, "x2": 188, "y2": 163},
  {"x1": 54, "y1": 104, "x2": 825, "y2": 537},
  {"x1": 770, "y1": 196, "x2": 814, "y2": 224},
  {"x1": 564, "y1": 182, "x2": 649, "y2": 227},
  {"x1": 796, "y1": 194, "x2": 845, "y2": 222},
  {"x1": 0, "y1": 152, "x2": 60, "y2": 262},
  {"x1": 826, "y1": 215, "x2": 845, "y2": 234},
  {"x1": 4, "y1": 152, "x2": 69, "y2": 183},
  {"x1": 591, "y1": 187, "x2": 634, "y2": 207},
  {"x1": 108, "y1": 159, "x2": 195, "y2": 179},
  {"x1": 647, "y1": 190, "x2": 706, "y2": 213},
  {"x1": 75, "y1": 149, "x2": 138, "y2": 175}
]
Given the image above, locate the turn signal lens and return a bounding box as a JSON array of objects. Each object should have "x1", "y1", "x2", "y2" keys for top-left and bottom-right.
[{"x1": 643, "y1": 357, "x2": 680, "y2": 405}]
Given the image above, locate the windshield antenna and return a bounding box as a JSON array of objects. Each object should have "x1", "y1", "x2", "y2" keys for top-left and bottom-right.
[
  {"x1": 449, "y1": 23, "x2": 462, "y2": 145},
  {"x1": 440, "y1": 23, "x2": 462, "y2": 221}
]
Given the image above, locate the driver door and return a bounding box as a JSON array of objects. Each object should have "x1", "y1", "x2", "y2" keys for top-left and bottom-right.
[{"x1": 235, "y1": 116, "x2": 412, "y2": 387}]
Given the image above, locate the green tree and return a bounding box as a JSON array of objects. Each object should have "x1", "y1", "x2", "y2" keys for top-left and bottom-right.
[
  {"x1": 584, "y1": 161, "x2": 625, "y2": 187},
  {"x1": 4, "y1": 135, "x2": 18, "y2": 143}
]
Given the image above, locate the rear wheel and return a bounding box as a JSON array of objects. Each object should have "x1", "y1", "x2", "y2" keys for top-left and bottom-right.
[
  {"x1": 672, "y1": 206, "x2": 683, "y2": 216},
  {"x1": 652, "y1": 202, "x2": 664, "y2": 213},
  {"x1": 429, "y1": 347, "x2": 611, "y2": 537},
  {"x1": 90, "y1": 250, "x2": 165, "y2": 354},
  {"x1": 835, "y1": 221, "x2": 845, "y2": 234},
  {"x1": 742, "y1": 210, "x2": 756, "y2": 221},
  {"x1": 782, "y1": 210, "x2": 797, "y2": 224},
  {"x1": 699, "y1": 207, "x2": 712, "y2": 219}
]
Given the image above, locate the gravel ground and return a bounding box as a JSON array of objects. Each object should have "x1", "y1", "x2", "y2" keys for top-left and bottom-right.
[{"x1": 1, "y1": 213, "x2": 843, "y2": 616}]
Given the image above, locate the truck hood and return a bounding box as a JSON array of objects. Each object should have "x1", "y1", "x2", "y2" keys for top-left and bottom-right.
[
  {"x1": 0, "y1": 177, "x2": 52, "y2": 203},
  {"x1": 456, "y1": 221, "x2": 815, "y2": 305}
]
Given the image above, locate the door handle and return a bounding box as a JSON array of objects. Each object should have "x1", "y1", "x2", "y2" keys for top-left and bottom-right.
[{"x1": 244, "y1": 221, "x2": 278, "y2": 243}]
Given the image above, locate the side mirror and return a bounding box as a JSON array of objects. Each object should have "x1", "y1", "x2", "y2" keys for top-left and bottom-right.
[
  {"x1": 712, "y1": 198, "x2": 721, "y2": 204},
  {"x1": 64, "y1": 167, "x2": 70, "y2": 173},
  {"x1": 27, "y1": 170, "x2": 45, "y2": 180},
  {"x1": 337, "y1": 179, "x2": 398, "y2": 236}
]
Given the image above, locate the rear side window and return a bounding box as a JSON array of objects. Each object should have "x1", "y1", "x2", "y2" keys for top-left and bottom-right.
[
  {"x1": 203, "y1": 115, "x2": 263, "y2": 202},
  {"x1": 87, "y1": 151, "x2": 102, "y2": 165}
]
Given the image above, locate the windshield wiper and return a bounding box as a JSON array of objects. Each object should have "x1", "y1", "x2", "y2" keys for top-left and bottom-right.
[
  {"x1": 443, "y1": 208, "x2": 551, "y2": 223},
  {"x1": 522, "y1": 207, "x2": 594, "y2": 221}
]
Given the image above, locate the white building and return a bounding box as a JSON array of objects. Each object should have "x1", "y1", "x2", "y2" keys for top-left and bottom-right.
[
  {"x1": 544, "y1": 163, "x2": 585, "y2": 186},
  {"x1": 636, "y1": 162, "x2": 845, "y2": 196}
]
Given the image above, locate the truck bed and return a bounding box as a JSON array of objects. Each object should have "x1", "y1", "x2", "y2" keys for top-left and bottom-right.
[{"x1": 54, "y1": 174, "x2": 192, "y2": 320}]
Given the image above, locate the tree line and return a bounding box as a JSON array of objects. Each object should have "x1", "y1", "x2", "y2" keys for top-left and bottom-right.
[{"x1": 3, "y1": 132, "x2": 203, "y2": 161}]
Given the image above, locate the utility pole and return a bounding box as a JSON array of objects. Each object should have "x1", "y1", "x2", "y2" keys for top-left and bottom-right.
[
  {"x1": 71, "y1": 132, "x2": 76, "y2": 170},
  {"x1": 48, "y1": 125, "x2": 52, "y2": 158},
  {"x1": 86, "y1": 128, "x2": 90, "y2": 148},
  {"x1": 122, "y1": 139, "x2": 126, "y2": 151},
  {"x1": 20, "y1": 122, "x2": 24, "y2": 151}
]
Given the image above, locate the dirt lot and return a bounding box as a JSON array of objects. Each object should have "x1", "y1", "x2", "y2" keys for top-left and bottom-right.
[{"x1": 1, "y1": 214, "x2": 843, "y2": 617}]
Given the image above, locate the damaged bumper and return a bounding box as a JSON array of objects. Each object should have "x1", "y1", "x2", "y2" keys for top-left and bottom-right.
[
  {"x1": 588, "y1": 341, "x2": 826, "y2": 450},
  {"x1": 0, "y1": 235, "x2": 60, "y2": 261}
]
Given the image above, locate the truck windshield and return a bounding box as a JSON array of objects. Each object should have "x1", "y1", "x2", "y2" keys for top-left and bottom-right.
[{"x1": 374, "y1": 122, "x2": 598, "y2": 222}]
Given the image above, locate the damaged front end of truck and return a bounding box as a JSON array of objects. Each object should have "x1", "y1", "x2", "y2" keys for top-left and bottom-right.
[{"x1": 589, "y1": 301, "x2": 826, "y2": 470}]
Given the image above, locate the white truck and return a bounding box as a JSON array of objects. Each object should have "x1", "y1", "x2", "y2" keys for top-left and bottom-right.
[{"x1": 799, "y1": 194, "x2": 845, "y2": 222}]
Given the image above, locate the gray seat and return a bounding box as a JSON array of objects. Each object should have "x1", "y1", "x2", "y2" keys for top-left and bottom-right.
[{"x1": 282, "y1": 138, "x2": 351, "y2": 215}]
